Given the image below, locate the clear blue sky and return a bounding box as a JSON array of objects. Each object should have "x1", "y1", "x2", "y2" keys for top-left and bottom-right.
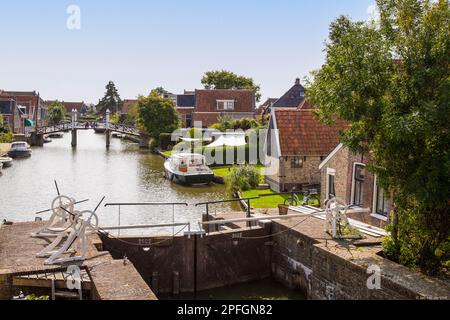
[{"x1": 0, "y1": 0, "x2": 375, "y2": 104}]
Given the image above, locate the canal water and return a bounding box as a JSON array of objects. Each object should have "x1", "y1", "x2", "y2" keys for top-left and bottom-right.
[
  {"x1": 160, "y1": 278, "x2": 306, "y2": 300},
  {"x1": 0, "y1": 130, "x2": 238, "y2": 233}
]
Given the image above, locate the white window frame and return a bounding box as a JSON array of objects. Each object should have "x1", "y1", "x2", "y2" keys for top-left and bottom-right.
[
  {"x1": 325, "y1": 168, "x2": 336, "y2": 201},
  {"x1": 217, "y1": 100, "x2": 235, "y2": 111},
  {"x1": 350, "y1": 162, "x2": 366, "y2": 206},
  {"x1": 371, "y1": 175, "x2": 389, "y2": 221}
]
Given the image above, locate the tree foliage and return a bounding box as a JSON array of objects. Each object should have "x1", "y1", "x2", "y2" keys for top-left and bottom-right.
[
  {"x1": 136, "y1": 92, "x2": 180, "y2": 143},
  {"x1": 0, "y1": 114, "x2": 13, "y2": 143},
  {"x1": 96, "y1": 81, "x2": 123, "y2": 115},
  {"x1": 307, "y1": 0, "x2": 450, "y2": 274},
  {"x1": 209, "y1": 115, "x2": 264, "y2": 132},
  {"x1": 201, "y1": 70, "x2": 262, "y2": 102},
  {"x1": 47, "y1": 101, "x2": 67, "y2": 125}
]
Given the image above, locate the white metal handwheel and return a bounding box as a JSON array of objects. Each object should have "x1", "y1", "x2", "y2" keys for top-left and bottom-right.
[
  {"x1": 78, "y1": 210, "x2": 99, "y2": 233},
  {"x1": 51, "y1": 195, "x2": 75, "y2": 218}
]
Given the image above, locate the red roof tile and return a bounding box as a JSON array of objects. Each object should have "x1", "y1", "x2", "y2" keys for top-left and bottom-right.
[{"x1": 275, "y1": 104, "x2": 347, "y2": 156}]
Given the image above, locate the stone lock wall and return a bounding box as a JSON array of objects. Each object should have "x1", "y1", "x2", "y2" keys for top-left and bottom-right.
[
  {"x1": 270, "y1": 222, "x2": 450, "y2": 300},
  {"x1": 100, "y1": 226, "x2": 272, "y2": 295}
]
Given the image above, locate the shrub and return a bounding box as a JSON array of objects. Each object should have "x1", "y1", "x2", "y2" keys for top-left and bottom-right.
[
  {"x1": 209, "y1": 117, "x2": 265, "y2": 132},
  {"x1": 226, "y1": 165, "x2": 261, "y2": 192},
  {"x1": 0, "y1": 132, "x2": 13, "y2": 143}
]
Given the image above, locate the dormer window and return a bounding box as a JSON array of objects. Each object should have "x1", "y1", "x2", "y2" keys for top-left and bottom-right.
[{"x1": 217, "y1": 100, "x2": 235, "y2": 111}]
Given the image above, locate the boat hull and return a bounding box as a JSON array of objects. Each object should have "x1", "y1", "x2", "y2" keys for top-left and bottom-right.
[
  {"x1": 164, "y1": 161, "x2": 214, "y2": 186},
  {"x1": 0, "y1": 157, "x2": 13, "y2": 168},
  {"x1": 48, "y1": 133, "x2": 63, "y2": 139},
  {"x1": 165, "y1": 170, "x2": 215, "y2": 185},
  {"x1": 7, "y1": 150, "x2": 32, "y2": 158}
]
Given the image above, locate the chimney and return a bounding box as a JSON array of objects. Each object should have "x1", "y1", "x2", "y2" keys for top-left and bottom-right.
[{"x1": 295, "y1": 78, "x2": 300, "y2": 85}]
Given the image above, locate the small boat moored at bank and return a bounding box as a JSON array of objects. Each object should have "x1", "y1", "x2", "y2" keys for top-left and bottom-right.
[
  {"x1": 7, "y1": 142, "x2": 32, "y2": 158},
  {"x1": 164, "y1": 153, "x2": 214, "y2": 185},
  {"x1": 0, "y1": 157, "x2": 13, "y2": 168},
  {"x1": 48, "y1": 133, "x2": 63, "y2": 139}
]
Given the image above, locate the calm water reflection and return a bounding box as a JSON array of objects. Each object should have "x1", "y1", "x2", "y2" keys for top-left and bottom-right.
[{"x1": 0, "y1": 130, "x2": 237, "y2": 233}]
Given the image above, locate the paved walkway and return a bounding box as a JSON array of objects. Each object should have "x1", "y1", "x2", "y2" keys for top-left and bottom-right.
[
  {"x1": 0, "y1": 221, "x2": 157, "y2": 300},
  {"x1": 0, "y1": 143, "x2": 11, "y2": 156}
]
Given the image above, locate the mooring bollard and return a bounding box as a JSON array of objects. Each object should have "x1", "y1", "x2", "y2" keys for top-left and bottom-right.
[{"x1": 71, "y1": 129, "x2": 77, "y2": 148}]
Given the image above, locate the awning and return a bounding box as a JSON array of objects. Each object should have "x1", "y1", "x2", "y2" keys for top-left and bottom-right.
[
  {"x1": 206, "y1": 133, "x2": 247, "y2": 148},
  {"x1": 24, "y1": 119, "x2": 34, "y2": 127}
]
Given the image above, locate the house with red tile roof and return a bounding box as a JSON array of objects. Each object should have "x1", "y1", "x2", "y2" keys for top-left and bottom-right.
[
  {"x1": 264, "y1": 99, "x2": 347, "y2": 192},
  {"x1": 173, "y1": 89, "x2": 256, "y2": 128}
]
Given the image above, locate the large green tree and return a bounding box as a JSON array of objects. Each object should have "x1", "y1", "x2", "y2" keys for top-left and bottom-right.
[
  {"x1": 136, "y1": 91, "x2": 180, "y2": 144},
  {"x1": 307, "y1": 0, "x2": 449, "y2": 274},
  {"x1": 201, "y1": 70, "x2": 262, "y2": 102},
  {"x1": 96, "y1": 81, "x2": 123, "y2": 115},
  {"x1": 47, "y1": 101, "x2": 67, "y2": 125}
]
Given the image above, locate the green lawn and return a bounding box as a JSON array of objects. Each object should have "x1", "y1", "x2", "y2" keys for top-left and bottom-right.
[
  {"x1": 212, "y1": 166, "x2": 233, "y2": 178},
  {"x1": 242, "y1": 189, "x2": 291, "y2": 209},
  {"x1": 212, "y1": 165, "x2": 265, "y2": 179}
]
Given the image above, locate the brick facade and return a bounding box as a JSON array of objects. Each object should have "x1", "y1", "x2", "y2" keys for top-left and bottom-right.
[
  {"x1": 192, "y1": 89, "x2": 255, "y2": 127},
  {"x1": 266, "y1": 156, "x2": 322, "y2": 192},
  {"x1": 319, "y1": 144, "x2": 391, "y2": 228},
  {"x1": 177, "y1": 107, "x2": 194, "y2": 127},
  {"x1": 0, "y1": 91, "x2": 48, "y2": 134}
]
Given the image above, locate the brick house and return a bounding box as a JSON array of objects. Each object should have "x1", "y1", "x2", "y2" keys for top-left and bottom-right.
[
  {"x1": 264, "y1": 100, "x2": 347, "y2": 193},
  {"x1": 175, "y1": 89, "x2": 256, "y2": 128},
  {"x1": 45, "y1": 100, "x2": 89, "y2": 117},
  {"x1": 318, "y1": 143, "x2": 392, "y2": 228},
  {"x1": 0, "y1": 90, "x2": 48, "y2": 134}
]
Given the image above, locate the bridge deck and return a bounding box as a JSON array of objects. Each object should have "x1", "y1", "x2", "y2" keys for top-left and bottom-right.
[{"x1": 35, "y1": 123, "x2": 141, "y2": 137}]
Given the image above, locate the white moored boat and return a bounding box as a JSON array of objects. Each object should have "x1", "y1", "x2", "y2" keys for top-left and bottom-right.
[
  {"x1": 164, "y1": 153, "x2": 214, "y2": 185},
  {"x1": 7, "y1": 142, "x2": 32, "y2": 158}
]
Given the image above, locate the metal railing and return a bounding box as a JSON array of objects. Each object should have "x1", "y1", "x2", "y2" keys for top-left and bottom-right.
[
  {"x1": 195, "y1": 197, "x2": 260, "y2": 223},
  {"x1": 103, "y1": 202, "x2": 189, "y2": 236},
  {"x1": 36, "y1": 122, "x2": 140, "y2": 136}
]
